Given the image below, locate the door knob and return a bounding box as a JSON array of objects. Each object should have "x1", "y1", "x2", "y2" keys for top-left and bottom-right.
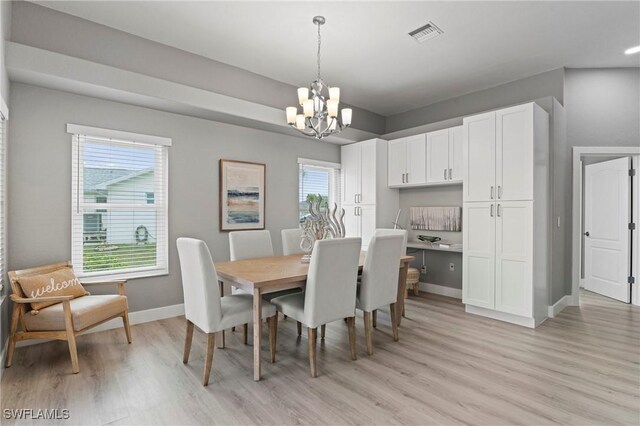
[{"x1": 584, "y1": 232, "x2": 590, "y2": 237}]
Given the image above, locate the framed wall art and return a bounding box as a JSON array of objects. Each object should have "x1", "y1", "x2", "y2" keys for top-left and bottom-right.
[{"x1": 219, "y1": 159, "x2": 266, "y2": 231}]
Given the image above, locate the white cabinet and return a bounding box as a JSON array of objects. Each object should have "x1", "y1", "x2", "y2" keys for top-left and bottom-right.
[
  {"x1": 462, "y1": 102, "x2": 549, "y2": 328},
  {"x1": 341, "y1": 139, "x2": 399, "y2": 249},
  {"x1": 387, "y1": 135, "x2": 426, "y2": 187},
  {"x1": 463, "y1": 103, "x2": 536, "y2": 202},
  {"x1": 462, "y1": 202, "x2": 496, "y2": 309},
  {"x1": 426, "y1": 126, "x2": 463, "y2": 184}
]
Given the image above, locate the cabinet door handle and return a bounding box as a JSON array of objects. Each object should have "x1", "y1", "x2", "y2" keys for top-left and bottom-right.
[
  {"x1": 449, "y1": 168, "x2": 452, "y2": 180},
  {"x1": 358, "y1": 207, "x2": 362, "y2": 216},
  {"x1": 498, "y1": 186, "x2": 502, "y2": 199},
  {"x1": 497, "y1": 204, "x2": 501, "y2": 217},
  {"x1": 406, "y1": 172, "x2": 409, "y2": 183},
  {"x1": 444, "y1": 169, "x2": 447, "y2": 180},
  {"x1": 401, "y1": 173, "x2": 405, "y2": 183},
  {"x1": 354, "y1": 206, "x2": 358, "y2": 216},
  {"x1": 354, "y1": 194, "x2": 357, "y2": 203},
  {"x1": 490, "y1": 204, "x2": 494, "y2": 217},
  {"x1": 490, "y1": 186, "x2": 494, "y2": 199}
]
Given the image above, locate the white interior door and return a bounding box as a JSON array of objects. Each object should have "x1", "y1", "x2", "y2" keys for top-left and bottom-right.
[{"x1": 584, "y1": 157, "x2": 631, "y2": 302}]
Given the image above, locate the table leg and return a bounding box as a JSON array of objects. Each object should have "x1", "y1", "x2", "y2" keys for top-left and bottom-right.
[
  {"x1": 253, "y1": 288, "x2": 262, "y2": 381},
  {"x1": 396, "y1": 262, "x2": 408, "y2": 327}
]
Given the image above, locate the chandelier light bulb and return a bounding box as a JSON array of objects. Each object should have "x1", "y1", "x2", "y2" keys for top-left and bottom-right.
[
  {"x1": 297, "y1": 88, "x2": 309, "y2": 106},
  {"x1": 303, "y1": 99, "x2": 314, "y2": 118},
  {"x1": 327, "y1": 99, "x2": 339, "y2": 118},
  {"x1": 341, "y1": 108, "x2": 353, "y2": 126},
  {"x1": 328, "y1": 117, "x2": 337, "y2": 131},
  {"x1": 295, "y1": 114, "x2": 306, "y2": 130},
  {"x1": 329, "y1": 87, "x2": 340, "y2": 103},
  {"x1": 286, "y1": 107, "x2": 297, "y2": 124}
]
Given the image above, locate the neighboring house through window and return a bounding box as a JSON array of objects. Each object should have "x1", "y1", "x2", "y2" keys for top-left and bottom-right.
[
  {"x1": 68, "y1": 124, "x2": 171, "y2": 279},
  {"x1": 298, "y1": 158, "x2": 341, "y2": 224}
]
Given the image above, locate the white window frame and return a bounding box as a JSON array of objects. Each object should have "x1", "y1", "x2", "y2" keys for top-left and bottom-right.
[
  {"x1": 298, "y1": 158, "x2": 341, "y2": 224},
  {"x1": 68, "y1": 124, "x2": 171, "y2": 280}
]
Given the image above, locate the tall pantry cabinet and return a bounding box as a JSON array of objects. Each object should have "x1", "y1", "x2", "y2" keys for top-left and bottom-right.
[
  {"x1": 462, "y1": 102, "x2": 550, "y2": 328},
  {"x1": 341, "y1": 139, "x2": 399, "y2": 249}
]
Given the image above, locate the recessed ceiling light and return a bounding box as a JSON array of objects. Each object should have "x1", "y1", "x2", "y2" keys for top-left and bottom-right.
[{"x1": 625, "y1": 45, "x2": 640, "y2": 55}]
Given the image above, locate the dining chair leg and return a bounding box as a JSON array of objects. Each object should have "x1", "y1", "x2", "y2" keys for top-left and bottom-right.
[
  {"x1": 243, "y1": 323, "x2": 248, "y2": 345},
  {"x1": 389, "y1": 303, "x2": 399, "y2": 342},
  {"x1": 217, "y1": 329, "x2": 225, "y2": 349},
  {"x1": 320, "y1": 324, "x2": 326, "y2": 340},
  {"x1": 203, "y1": 333, "x2": 216, "y2": 386},
  {"x1": 4, "y1": 304, "x2": 20, "y2": 368},
  {"x1": 297, "y1": 321, "x2": 302, "y2": 337},
  {"x1": 363, "y1": 311, "x2": 374, "y2": 355},
  {"x1": 347, "y1": 317, "x2": 357, "y2": 361},
  {"x1": 183, "y1": 320, "x2": 194, "y2": 364},
  {"x1": 308, "y1": 327, "x2": 318, "y2": 378},
  {"x1": 372, "y1": 310, "x2": 377, "y2": 328},
  {"x1": 122, "y1": 311, "x2": 133, "y2": 344},
  {"x1": 268, "y1": 315, "x2": 277, "y2": 363}
]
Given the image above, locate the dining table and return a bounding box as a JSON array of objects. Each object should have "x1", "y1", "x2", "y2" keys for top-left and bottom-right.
[{"x1": 214, "y1": 251, "x2": 415, "y2": 381}]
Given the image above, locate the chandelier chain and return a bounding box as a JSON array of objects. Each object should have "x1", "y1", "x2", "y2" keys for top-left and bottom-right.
[{"x1": 317, "y1": 21, "x2": 321, "y2": 81}]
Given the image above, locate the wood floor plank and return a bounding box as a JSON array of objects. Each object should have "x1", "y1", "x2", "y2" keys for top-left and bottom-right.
[{"x1": 2, "y1": 290, "x2": 638, "y2": 425}]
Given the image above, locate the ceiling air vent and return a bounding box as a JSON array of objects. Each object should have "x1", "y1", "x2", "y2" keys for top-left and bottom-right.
[{"x1": 408, "y1": 22, "x2": 444, "y2": 43}]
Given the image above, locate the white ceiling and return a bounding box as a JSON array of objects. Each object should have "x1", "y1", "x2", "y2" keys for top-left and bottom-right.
[{"x1": 34, "y1": 1, "x2": 640, "y2": 116}]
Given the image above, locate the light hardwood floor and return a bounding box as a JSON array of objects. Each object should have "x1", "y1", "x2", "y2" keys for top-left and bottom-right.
[{"x1": 2, "y1": 290, "x2": 638, "y2": 425}]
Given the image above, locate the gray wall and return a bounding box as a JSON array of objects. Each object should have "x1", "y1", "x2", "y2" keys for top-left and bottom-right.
[
  {"x1": 10, "y1": 1, "x2": 385, "y2": 135},
  {"x1": 399, "y1": 186, "x2": 463, "y2": 289},
  {"x1": 385, "y1": 68, "x2": 565, "y2": 133},
  {"x1": 3, "y1": 83, "x2": 339, "y2": 348},
  {"x1": 0, "y1": 0, "x2": 10, "y2": 357}
]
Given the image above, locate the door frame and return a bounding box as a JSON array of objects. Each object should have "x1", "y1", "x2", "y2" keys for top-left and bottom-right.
[{"x1": 571, "y1": 146, "x2": 640, "y2": 306}]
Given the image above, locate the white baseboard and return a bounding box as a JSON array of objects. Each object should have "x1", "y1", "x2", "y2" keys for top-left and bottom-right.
[
  {"x1": 548, "y1": 295, "x2": 571, "y2": 318},
  {"x1": 15, "y1": 303, "x2": 185, "y2": 348},
  {"x1": 466, "y1": 305, "x2": 537, "y2": 328},
  {"x1": 419, "y1": 282, "x2": 462, "y2": 299}
]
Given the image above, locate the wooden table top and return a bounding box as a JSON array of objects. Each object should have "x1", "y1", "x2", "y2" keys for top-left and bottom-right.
[{"x1": 215, "y1": 252, "x2": 414, "y2": 289}]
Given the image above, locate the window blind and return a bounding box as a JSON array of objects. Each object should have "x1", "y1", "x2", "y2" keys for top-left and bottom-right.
[
  {"x1": 0, "y1": 114, "x2": 5, "y2": 295},
  {"x1": 71, "y1": 133, "x2": 168, "y2": 279},
  {"x1": 298, "y1": 159, "x2": 341, "y2": 223}
]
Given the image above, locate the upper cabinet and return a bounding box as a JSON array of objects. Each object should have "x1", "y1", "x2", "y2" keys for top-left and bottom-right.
[
  {"x1": 341, "y1": 140, "x2": 378, "y2": 205},
  {"x1": 463, "y1": 103, "x2": 543, "y2": 202},
  {"x1": 387, "y1": 135, "x2": 426, "y2": 187},
  {"x1": 426, "y1": 126, "x2": 463, "y2": 184}
]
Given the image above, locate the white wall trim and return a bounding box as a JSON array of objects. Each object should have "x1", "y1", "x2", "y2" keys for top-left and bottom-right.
[
  {"x1": 548, "y1": 295, "x2": 571, "y2": 318},
  {"x1": 572, "y1": 147, "x2": 640, "y2": 306},
  {"x1": 15, "y1": 303, "x2": 185, "y2": 349},
  {"x1": 419, "y1": 282, "x2": 462, "y2": 299},
  {"x1": 466, "y1": 305, "x2": 541, "y2": 328},
  {"x1": 66, "y1": 123, "x2": 172, "y2": 146}
]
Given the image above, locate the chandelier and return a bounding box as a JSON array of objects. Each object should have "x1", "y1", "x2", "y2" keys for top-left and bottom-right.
[{"x1": 285, "y1": 16, "x2": 352, "y2": 139}]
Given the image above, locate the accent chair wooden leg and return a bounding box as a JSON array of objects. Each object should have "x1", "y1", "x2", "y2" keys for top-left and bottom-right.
[
  {"x1": 62, "y1": 301, "x2": 80, "y2": 374},
  {"x1": 268, "y1": 315, "x2": 277, "y2": 363},
  {"x1": 372, "y1": 310, "x2": 377, "y2": 328},
  {"x1": 347, "y1": 317, "x2": 357, "y2": 361},
  {"x1": 217, "y1": 329, "x2": 225, "y2": 349},
  {"x1": 389, "y1": 303, "x2": 399, "y2": 342},
  {"x1": 320, "y1": 324, "x2": 326, "y2": 339},
  {"x1": 297, "y1": 321, "x2": 302, "y2": 337},
  {"x1": 363, "y1": 311, "x2": 373, "y2": 355},
  {"x1": 203, "y1": 333, "x2": 216, "y2": 386},
  {"x1": 183, "y1": 320, "x2": 194, "y2": 364},
  {"x1": 243, "y1": 323, "x2": 248, "y2": 345},
  {"x1": 5, "y1": 304, "x2": 20, "y2": 368},
  {"x1": 308, "y1": 327, "x2": 317, "y2": 378},
  {"x1": 122, "y1": 311, "x2": 132, "y2": 343}
]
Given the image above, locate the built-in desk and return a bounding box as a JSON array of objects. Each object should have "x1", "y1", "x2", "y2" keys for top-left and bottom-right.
[{"x1": 406, "y1": 242, "x2": 463, "y2": 253}]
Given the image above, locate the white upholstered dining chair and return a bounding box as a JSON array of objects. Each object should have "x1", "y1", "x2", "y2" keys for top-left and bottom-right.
[
  {"x1": 271, "y1": 237, "x2": 362, "y2": 378},
  {"x1": 357, "y1": 234, "x2": 404, "y2": 355},
  {"x1": 373, "y1": 229, "x2": 409, "y2": 322},
  {"x1": 281, "y1": 228, "x2": 304, "y2": 256},
  {"x1": 176, "y1": 238, "x2": 278, "y2": 386}
]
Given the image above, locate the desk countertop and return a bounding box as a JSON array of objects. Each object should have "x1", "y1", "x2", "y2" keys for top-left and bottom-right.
[{"x1": 406, "y1": 242, "x2": 463, "y2": 253}]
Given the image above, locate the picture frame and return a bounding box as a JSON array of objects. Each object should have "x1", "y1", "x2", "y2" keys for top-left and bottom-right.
[{"x1": 219, "y1": 159, "x2": 266, "y2": 231}]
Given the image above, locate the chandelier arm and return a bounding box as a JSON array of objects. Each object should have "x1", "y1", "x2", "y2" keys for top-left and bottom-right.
[
  {"x1": 317, "y1": 20, "x2": 321, "y2": 81},
  {"x1": 289, "y1": 124, "x2": 316, "y2": 137}
]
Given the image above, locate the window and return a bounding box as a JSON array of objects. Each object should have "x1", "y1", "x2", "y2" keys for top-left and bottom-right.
[
  {"x1": 298, "y1": 158, "x2": 341, "y2": 223},
  {"x1": 0, "y1": 110, "x2": 6, "y2": 296},
  {"x1": 69, "y1": 124, "x2": 171, "y2": 279}
]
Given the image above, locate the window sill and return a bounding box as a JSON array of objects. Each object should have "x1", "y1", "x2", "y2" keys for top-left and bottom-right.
[{"x1": 78, "y1": 268, "x2": 169, "y2": 283}]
